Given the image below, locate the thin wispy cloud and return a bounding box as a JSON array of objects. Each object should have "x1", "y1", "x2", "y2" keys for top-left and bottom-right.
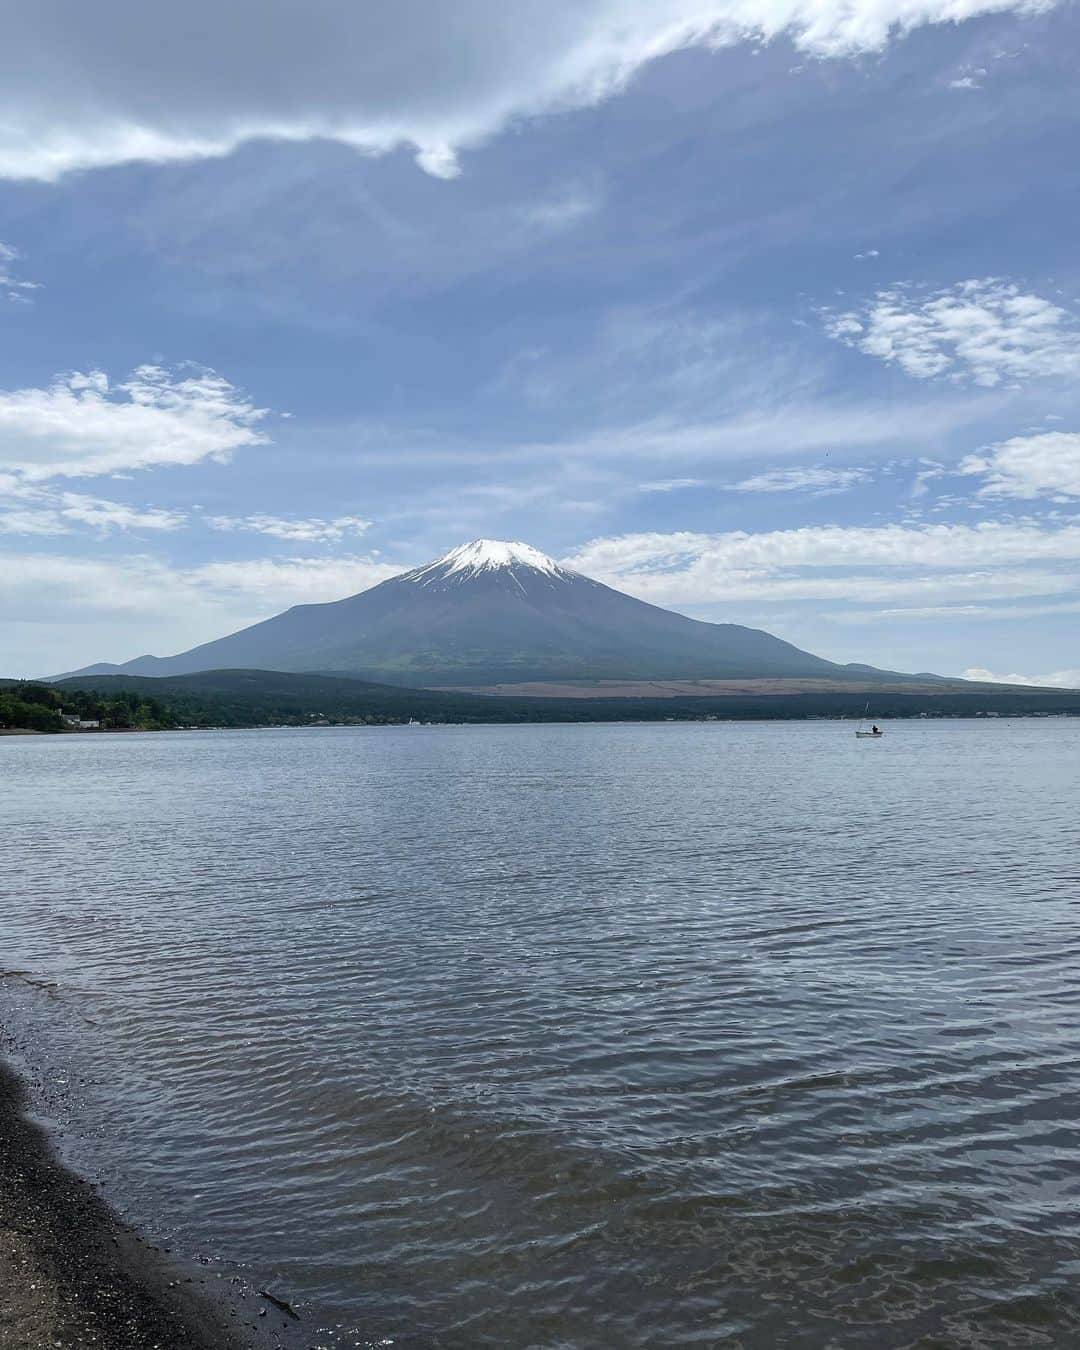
[
  {"x1": 515, "y1": 189, "x2": 602, "y2": 233},
  {"x1": 0, "y1": 483, "x2": 187, "y2": 535},
  {"x1": 487, "y1": 395, "x2": 999, "y2": 469},
  {"x1": 638, "y1": 478, "x2": 707, "y2": 493},
  {"x1": 822, "y1": 280, "x2": 1080, "y2": 387},
  {"x1": 563, "y1": 521, "x2": 1080, "y2": 617},
  {"x1": 57, "y1": 494, "x2": 187, "y2": 535},
  {"x1": 0, "y1": 507, "x2": 69, "y2": 536},
  {"x1": 567, "y1": 522, "x2": 1080, "y2": 580},
  {"x1": 0, "y1": 241, "x2": 40, "y2": 304},
  {"x1": 828, "y1": 598, "x2": 1080, "y2": 624},
  {"x1": 0, "y1": 550, "x2": 403, "y2": 654},
  {"x1": 962, "y1": 665, "x2": 1080, "y2": 687},
  {"x1": 1, "y1": 553, "x2": 405, "y2": 674},
  {"x1": 728, "y1": 466, "x2": 870, "y2": 494},
  {"x1": 208, "y1": 513, "x2": 372, "y2": 544}
]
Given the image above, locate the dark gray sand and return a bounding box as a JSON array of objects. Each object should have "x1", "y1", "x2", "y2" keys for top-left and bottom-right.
[{"x1": 0, "y1": 1052, "x2": 296, "y2": 1350}]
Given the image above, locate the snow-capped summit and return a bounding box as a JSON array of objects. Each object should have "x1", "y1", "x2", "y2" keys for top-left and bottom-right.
[{"x1": 407, "y1": 538, "x2": 568, "y2": 584}]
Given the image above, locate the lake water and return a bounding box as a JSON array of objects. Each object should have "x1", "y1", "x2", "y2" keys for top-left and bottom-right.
[{"x1": 2, "y1": 720, "x2": 1080, "y2": 1347}]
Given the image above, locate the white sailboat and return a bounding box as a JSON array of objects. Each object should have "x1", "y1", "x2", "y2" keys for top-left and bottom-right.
[{"x1": 854, "y1": 702, "x2": 883, "y2": 738}]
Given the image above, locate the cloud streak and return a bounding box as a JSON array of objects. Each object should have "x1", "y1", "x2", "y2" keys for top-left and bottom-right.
[
  {"x1": 962, "y1": 666, "x2": 1080, "y2": 687},
  {"x1": 0, "y1": 550, "x2": 403, "y2": 660},
  {"x1": 727, "y1": 465, "x2": 870, "y2": 494},
  {"x1": 0, "y1": 483, "x2": 188, "y2": 535},
  {"x1": 563, "y1": 521, "x2": 1080, "y2": 611},
  {"x1": 207, "y1": 513, "x2": 372, "y2": 543},
  {"x1": 0, "y1": 241, "x2": 40, "y2": 304}
]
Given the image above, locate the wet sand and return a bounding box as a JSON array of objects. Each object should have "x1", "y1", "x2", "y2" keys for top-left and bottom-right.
[{"x1": 0, "y1": 1052, "x2": 266, "y2": 1350}]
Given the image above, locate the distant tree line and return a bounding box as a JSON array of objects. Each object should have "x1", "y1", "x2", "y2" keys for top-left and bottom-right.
[
  {"x1": 3, "y1": 669, "x2": 1079, "y2": 733},
  {"x1": 0, "y1": 682, "x2": 175, "y2": 732}
]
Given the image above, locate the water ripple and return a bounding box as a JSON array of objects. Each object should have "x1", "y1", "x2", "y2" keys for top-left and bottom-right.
[{"x1": 2, "y1": 719, "x2": 1079, "y2": 1347}]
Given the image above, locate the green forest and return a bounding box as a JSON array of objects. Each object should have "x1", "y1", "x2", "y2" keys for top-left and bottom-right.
[{"x1": 0, "y1": 682, "x2": 174, "y2": 732}]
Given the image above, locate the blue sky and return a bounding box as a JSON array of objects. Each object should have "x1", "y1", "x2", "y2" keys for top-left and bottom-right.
[{"x1": 2, "y1": 0, "x2": 1079, "y2": 683}]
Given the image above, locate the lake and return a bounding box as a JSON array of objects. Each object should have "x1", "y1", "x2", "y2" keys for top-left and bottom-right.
[{"x1": 2, "y1": 720, "x2": 1079, "y2": 1347}]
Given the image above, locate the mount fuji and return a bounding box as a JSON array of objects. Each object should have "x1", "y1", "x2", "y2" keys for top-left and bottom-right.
[{"x1": 63, "y1": 539, "x2": 891, "y2": 687}]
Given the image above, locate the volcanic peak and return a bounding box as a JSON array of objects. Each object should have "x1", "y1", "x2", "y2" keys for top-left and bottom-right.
[{"x1": 406, "y1": 538, "x2": 567, "y2": 584}]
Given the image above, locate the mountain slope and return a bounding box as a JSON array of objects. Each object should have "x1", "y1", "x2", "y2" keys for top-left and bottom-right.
[{"x1": 62, "y1": 538, "x2": 878, "y2": 686}]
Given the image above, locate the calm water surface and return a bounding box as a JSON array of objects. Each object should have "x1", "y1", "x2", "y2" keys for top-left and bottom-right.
[{"x1": 2, "y1": 721, "x2": 1080, "y2": 1347}]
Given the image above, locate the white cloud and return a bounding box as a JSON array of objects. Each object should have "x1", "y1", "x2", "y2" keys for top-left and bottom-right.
[
  {"x1": 853, "y1": 249, "x2": 880, "y2": 260},
  {"x1": 0, "y1": 507, "x2": 69, "y2": 536},
  {"x1": 567, "y1": 521, "x2": 1080, "y2": 577},
  {"x1": 185, "y1": 555, "x2": 400, "y2": 608},
  {"x1": 823, "y1": 280, "x2": 1080, "y2": 387},
  {"x1": 0, "y1": 550, "x2": 404, "y2": 672},
  {"x1": 911, "y1": 460, "x2": 947, "y2": 497},
  {"x1": 728, "y1": 465, "x2": 869, "y2": 493},
  {"x1": 882, "y1": 597, "x2": 1080, "y2": 619},
  {"x1": 57, "y1": 493, "x2": 187, "y2": 534},
  {"x1": 516, "y1": 189, "x2": 602, "y2": 232},
  {"x1": 814, "y1": 596, "x2": 1080, "y2": 623},
  {"x1": 0, "y1": 473, "x2": 32, "y2": 497},
  {"x1": 638, "y1": 477, "x2": 707, "y2": 493},
  {"x1": 0, "y1": 364, "x2": 268, "y2": 480},
  {"x1": 0, "y1": 0, "x2": 1059, "y2": 182},
  {"x1": 0, "y1": 481, "x2": 188, "y2": 535},
  {"x1": 962, "y1": 666, "x2": 1080, "y2": 687},
  {"x1": 0, "y1": 240, "x2": 40, "y2": 303},
  {"x1": 563, "y1": 520, "x2": 1080, "y2": 610},
  {"x1": 960, "y1": 430, "x2": 1080, "y2": 499},
  {"x1": 602, "y1": 562, "x2": 1072, "y2": 606},
  {"x1": 207, "y1": 513, "x2": 371, "y2": 544}
]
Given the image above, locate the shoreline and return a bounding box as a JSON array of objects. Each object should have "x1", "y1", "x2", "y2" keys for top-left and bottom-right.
[
  {"x1": 0, "y1": 1046, "x2": 297, "y2": 1350},
  {"x1": 2, "y1": 711, "x2": 1077, "y2": 739}
]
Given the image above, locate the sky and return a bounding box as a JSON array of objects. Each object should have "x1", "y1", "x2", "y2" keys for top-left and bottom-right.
[{"x1": 2, "y1": 0, "x2": 1079, "y2": 685}]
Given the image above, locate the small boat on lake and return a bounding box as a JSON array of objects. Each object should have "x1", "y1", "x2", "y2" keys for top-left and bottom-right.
[{"x1": 855, "y1": 703, "x2": 884, "y2": 738}]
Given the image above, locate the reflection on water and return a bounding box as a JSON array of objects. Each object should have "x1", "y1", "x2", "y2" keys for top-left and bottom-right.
[{"x1": 2, "y1": 720, "x2": 1080, "y2": 1347}]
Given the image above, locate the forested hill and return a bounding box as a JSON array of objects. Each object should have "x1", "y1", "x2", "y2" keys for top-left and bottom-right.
[
  {"x1": 1, "y1": 668, "x2": 1079, "y2": 731},
  {"x1": 2, "y1": 671, "x2": 493, "y2": 731},
  {"x1": 0, "y1": 680, "x2": 174, "y2": 732}
]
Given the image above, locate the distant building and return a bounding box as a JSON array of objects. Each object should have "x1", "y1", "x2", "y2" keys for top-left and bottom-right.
[{"x1": 61, "y1": 713, "x2": 100, "y2": 729}]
